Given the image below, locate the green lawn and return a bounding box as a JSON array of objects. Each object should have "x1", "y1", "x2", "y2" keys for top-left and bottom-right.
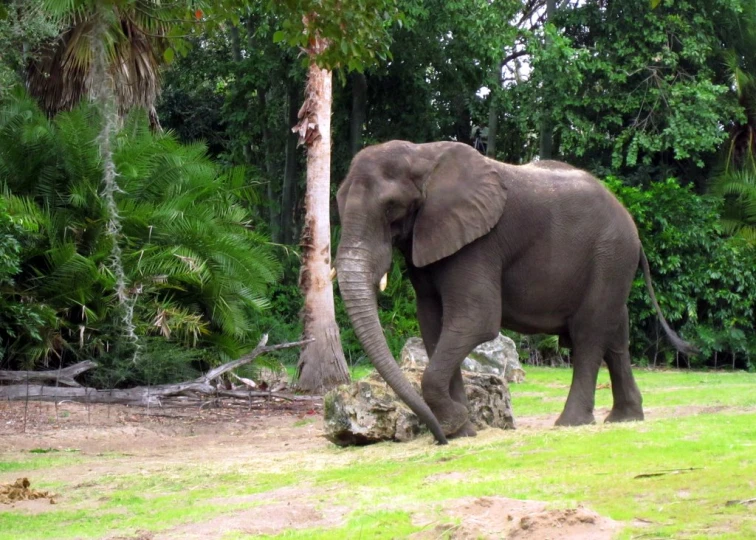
[{"x1": 1, "y1": 367, "x2": 755, "y2": 539}]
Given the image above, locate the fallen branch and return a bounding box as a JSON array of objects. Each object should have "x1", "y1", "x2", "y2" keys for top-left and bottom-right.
[
  {"x1": 0, "y1": 361, "x2": 97, "y2": 387},
  {"x1": 0, "y1": 335, "x2": 314, "y2": 406},
  {"x1": 214, "y1": 389, "x2": 321, "y2": 402}
]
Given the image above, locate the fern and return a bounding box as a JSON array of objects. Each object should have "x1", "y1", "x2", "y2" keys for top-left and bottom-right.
[
  {"x1": 711, "y1": 167, "x2": 756, "y2": 246},
  {"x1": 0, "y1": 90, "x2": 281, "y2": 371}
]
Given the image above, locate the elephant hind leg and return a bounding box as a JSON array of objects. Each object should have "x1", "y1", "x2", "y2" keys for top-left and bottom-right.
[
  {"x1": 555, "y1": 309, "x2": 616, "y2": 427},
  {"x1": 603, "y1": 307, "x2": 644, "y2": 423},
  {"x1": 554, "y1": 340, "x2": 603, "y2": 427}
]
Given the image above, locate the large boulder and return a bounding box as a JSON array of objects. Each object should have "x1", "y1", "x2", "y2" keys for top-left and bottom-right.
[
  {"x1": 401, "y1": 334, "x2": 526, "y2": 383},
  {"x1": 323, "y1": 367, "x2": 515, "y2": 446}
]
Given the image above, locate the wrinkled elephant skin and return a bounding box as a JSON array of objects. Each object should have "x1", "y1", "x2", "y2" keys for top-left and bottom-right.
[{"x1": 335, "y1": 141, "x2": 696, "y2": 444}]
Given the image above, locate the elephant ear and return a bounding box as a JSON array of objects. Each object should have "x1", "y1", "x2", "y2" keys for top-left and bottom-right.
[{"x1": 412, "y1": 144, "x2": 507, "y2": 268}]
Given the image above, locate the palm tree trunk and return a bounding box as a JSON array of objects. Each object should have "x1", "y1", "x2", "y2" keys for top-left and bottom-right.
[{"x1": 295, "y1": 56, "x2": 350, "y2": 393}]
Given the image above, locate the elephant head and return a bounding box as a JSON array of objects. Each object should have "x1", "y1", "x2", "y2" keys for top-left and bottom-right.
[{"x1": 335, "y1": 141, "x2": 508, "y2": 443}]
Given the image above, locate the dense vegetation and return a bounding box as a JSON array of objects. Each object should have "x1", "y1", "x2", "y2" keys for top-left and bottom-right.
[{"x1": 1, "y1": 0, "x2": 755, "y2": 384}]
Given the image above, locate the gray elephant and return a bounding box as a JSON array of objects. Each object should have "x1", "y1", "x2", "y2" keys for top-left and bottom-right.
[{"x1": 335, "y1": 140, "x2": 696, "y2": 445}]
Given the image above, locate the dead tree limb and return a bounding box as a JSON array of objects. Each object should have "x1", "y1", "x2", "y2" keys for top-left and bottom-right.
[
  {"x1": 0, "y1": 361, "x2": 97, "y2": 387},
  {"x1": 0, "y1": 335, "x2": 314, "y2": 406}
]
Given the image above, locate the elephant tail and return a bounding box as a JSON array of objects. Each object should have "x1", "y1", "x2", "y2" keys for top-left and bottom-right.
[{"x1": 639, "y1": 247, "x2": 699, "y2": 356}]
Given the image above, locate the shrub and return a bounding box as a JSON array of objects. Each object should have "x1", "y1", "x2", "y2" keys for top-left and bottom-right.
[
  {"x1": 0, "y1": 90, "x2": 280, "y2": 380},
  {"x1": 605, "y1": 177, "x2": 756, "y2": 369}
]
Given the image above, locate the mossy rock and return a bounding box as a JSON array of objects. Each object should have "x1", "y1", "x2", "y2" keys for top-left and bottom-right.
[{"x1": 324, "y1": 368, "x2": 515, "y2": 446}]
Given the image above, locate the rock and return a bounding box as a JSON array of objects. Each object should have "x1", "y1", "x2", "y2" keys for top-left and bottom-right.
[
  {"x1": 323, "y1": 367, "x2": 515, "y2": 446},
  {"x1": 400, "y1": 334, "x2": 526, "y2": 383}
]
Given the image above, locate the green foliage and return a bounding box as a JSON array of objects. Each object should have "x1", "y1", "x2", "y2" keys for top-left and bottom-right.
[
  {"x1": 711, "y1": 167, "x2": 756, "y2": 245},
  {"x1": 271, "y1": 0, "x2": 402, "y2": 72},
  {"x1": 0, "y1": 197, "x2": 56, "y2": 362},
  {"x1": 0, "y1": 2, "x2": 58, "y2": 100},
  {"x1": 518, "y1": 0, "x2": 745, "y2": 176},
  {"x1": 605, "y1": 177, "x2": 756, "y2": 367},
  {"x1": 0, "y1": 198, "x2": 21, "y2": 282},
  {"x1": 0, "y1": 90, "x2": 280, "y2": 378}
]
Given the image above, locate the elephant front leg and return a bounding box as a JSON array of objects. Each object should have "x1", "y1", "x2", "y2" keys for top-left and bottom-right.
[
  {"x1": 422, "y1": 327, "x2": 498, "y2": 437},
  {"x1": 449, "y1": 368, "x2": 477, "y2": 438}
]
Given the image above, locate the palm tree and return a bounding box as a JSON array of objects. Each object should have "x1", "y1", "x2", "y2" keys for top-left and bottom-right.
[
  {"x1": 710, "y1": 4, "x2": 756, "y2": 246},
  {"x1": 28, "y1": 0, "x2": 175, "y2": 127}
]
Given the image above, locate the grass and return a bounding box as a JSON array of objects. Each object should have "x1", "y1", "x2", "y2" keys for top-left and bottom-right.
[{"x1": 1, "y1": 366, "x2": 755, "y2": 539}]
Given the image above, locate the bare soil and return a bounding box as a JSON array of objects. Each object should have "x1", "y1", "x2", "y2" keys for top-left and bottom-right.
[
  {"x1": 412, "y1": 497, "x2": 620, "y2": 540},
  {"x1": 4, "y1": 399, "x2": 746, "y2": 539}
]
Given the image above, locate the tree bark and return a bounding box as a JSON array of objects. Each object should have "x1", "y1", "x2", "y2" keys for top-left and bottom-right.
[
  {"x1": 280, "y1": 80, "x2": 300, "y2": 245},
  {"x1": 229, "y1": 24, "x2": 243, "y2": 62},
  {"x1": 293, "y1": 56, "x2": 350, "y2": 394},
  {"x1": 0, "y1": 361, "x2": 97, "y2": 387},
  {"x1": 350, "y1": 72, "x2": 367, "y2": 157}
]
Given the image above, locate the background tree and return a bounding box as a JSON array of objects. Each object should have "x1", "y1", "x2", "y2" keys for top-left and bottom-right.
[{"x1": 272, "y1": 0, "x2": 402, "y2": 392}]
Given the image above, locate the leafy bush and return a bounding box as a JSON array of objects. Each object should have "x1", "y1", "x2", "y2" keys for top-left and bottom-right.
[
  {"x1": 0, "y1": 90, "x2": 280, "y2": 380},
  {"x1": 605, "y1": 177, "x2": 756, "y2": 369},
  {"x1": 0, "y1": 198, "x2": 56, "y2": 365}
]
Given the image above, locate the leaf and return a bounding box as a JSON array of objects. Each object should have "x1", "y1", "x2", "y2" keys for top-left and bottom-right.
[
  {"x1": 163, "y1": 48, "x2": 175, "y2": 64},
  {"x1": 650, "y1": 0, "x2": 662, "y2": 9},
  {"x1": 273, "y1": 30, "x2": 286, "y2": 44}
]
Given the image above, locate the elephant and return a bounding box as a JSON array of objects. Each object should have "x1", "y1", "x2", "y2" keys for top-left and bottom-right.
[{"x1": 335, "y1": 140, "x2": 696, "y2": 445}]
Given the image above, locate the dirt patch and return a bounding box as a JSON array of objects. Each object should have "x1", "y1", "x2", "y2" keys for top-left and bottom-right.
[
  {"x1": 153, "y1": 500, "x2": 346, "y2": 539},
  {"x1": 412, "y1": 496, "x2": 620, "y2": 539},
  {"x1": 0, "y1": 399, "x2": 324, "y2": 457},
  {"x1": 424, "y1": 471, "x2": 468, "y2": 484}
]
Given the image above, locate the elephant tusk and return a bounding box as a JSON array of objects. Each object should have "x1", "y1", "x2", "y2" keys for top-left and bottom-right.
[
  {"x1": 329, "y1": 267, "x2": 337, "y2": 281},
  {"x1": 379, "y1": 273, "x2": 388, "y2": 292}
]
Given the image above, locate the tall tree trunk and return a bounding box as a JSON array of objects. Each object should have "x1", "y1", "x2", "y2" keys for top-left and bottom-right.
[
  {"x1": 229, "y1": 25, "x2": 243, "y2": 62},
  {"x1": 294, "y1": 58, "x2": 350, "y2": 393},
  {"x1": 539, "y1": 0, "x2": 557, "y2": 160},
  {"x1": 280, "y1": 80, "x2": 299, "y2": 245},
  {"x1": 487, "y1": 60, "x2": 505, "y2": 158},
  {"x1": 259, "y1": 89, "x2": 281, "y2": 243},
  {"x1": 350, "y1": 72, "x2": 367, "y2": 157}
]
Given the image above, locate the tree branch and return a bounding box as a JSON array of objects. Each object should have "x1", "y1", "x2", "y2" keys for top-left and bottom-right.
[
  {"x1": 0, "y1": 361, "x2": 97, "y2": 387},
  {"x1": 0, "y1": 337, "x2": 315, "y2": 406}
]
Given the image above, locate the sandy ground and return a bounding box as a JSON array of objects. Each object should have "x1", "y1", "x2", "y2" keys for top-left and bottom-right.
[{"x1": 3, "y1": 398, "x2": 737, "y2": 539}]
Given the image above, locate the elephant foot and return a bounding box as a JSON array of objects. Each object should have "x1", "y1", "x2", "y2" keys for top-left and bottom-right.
[
  {"x1": 436, "y1": 401, "x2": 470, "y2": 437},
  {"x1": 605, "y1": 407, "x2": 644, "y2": 423},
  {"x1": 554, "y1": 410, "x2": 595, "y2": 427},
  {"x1": 448, "y1": 421, "x2": 477, "y2": 439}
]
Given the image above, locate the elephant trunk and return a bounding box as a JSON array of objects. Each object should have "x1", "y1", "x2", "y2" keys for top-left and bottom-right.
[{"x1": 336, "y1": 249, "x2": 448, "y2": 445}]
